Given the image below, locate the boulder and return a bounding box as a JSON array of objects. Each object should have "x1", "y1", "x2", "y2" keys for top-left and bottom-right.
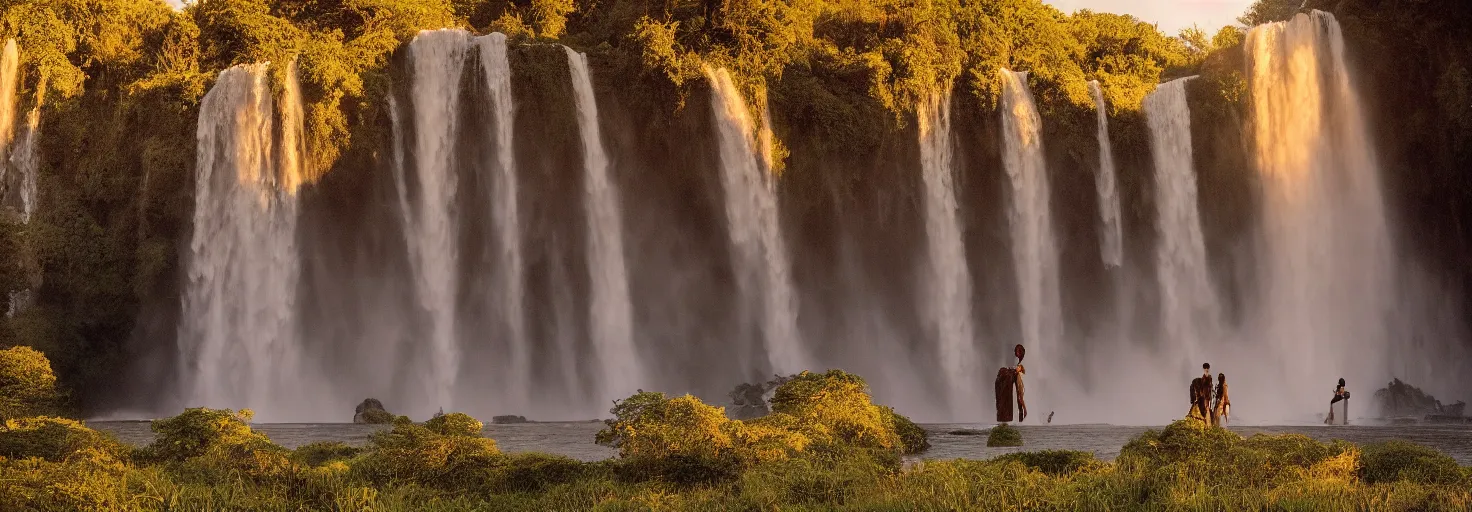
[
  {"x1": 353, "y1": 398, "x2": 395, "y2": 424},
  {"x1": 1373, "y1": 379, "x2": 1465, "y2": 419}
]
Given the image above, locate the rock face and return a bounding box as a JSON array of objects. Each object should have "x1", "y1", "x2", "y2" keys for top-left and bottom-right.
[
  {"x1": 1374, "y1": 379, "x2": 1467, "y2": 419},
  {"x1": 492, "y1": 415, "x2": 528, "y2": 424},
  {"x1": 727, "y1": 374, "x2": 796, "y2": 420},
  {"x1": 353, "y1": 398, "x2": 395, "y2": 424}
]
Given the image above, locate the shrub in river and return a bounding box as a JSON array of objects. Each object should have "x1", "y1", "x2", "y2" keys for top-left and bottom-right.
[
  {"x1": 0, "y1": 416, "x2": 126, "y2": 462},
  {"x1": 425, "y1": 412, "x2": 485, "y2": 437},
  {"x1": 598, "y1": 391, "x2": 746, "y2": 485},
  {"x1": 0, "y1": 346, "x2": 60, "y2": 420},
  {"x1": 987, "y1": 424, "x2": 1023, "y2": 447},
  {"x1": 1361, "y1": 440, "x2": 1467, "y2": 485}
]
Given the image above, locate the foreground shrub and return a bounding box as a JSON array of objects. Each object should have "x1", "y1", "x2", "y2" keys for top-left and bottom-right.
[
  {"x1": 292, "y1": 441, "x2": 361, "y2": 467},
  {"x1": 0, "y1": 346, "x2": 60, "y2": 420},
  {"x1": 1362, "y1": 440, "x2": 1466, "y2": 485},
  {"x1": 768, "y1": 370, "x2": 903, "y2": 453},
  {"x1": 0, "y1": 448, "x2": 132, "y2": 509},
  {"x1": 881, "y1": 406, "x2": 930, "y2": 454},
  {"x1": 598, "y1": 391, "x2": 745, "y2": 484},
  {"x1": 0, "y1": 416, "x2": 126, "y2": 462},
  {"x1": 485, "y1": 453, "x2": 590, "y2": 493},
  {"x1": 994, "y1": 450, "x2": 1105, "y2": 476},
  {"x1": 987, "y1": 424, "x2": 1022, "y2": 447},
  {"x1": 355, "y1": 413, "x2": 500, "y2": 489},
  {"x1": 138, "y1": 408, "x2": 294, "y2": 483}
]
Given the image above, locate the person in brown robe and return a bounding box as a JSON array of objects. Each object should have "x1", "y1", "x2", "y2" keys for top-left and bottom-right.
[
  {"x1": 1214, "y1": 373, "x2": 1230, "y2": 426},
  {"x1": 995, "y1": 366, "x2": 1015, "y2": 422},
  {"x1": 1189, "y1": 363, "x2": 1213, "y2": 423},
  {"x1": 995, "y1": 344, "x2": 1028, "y2": 422}
]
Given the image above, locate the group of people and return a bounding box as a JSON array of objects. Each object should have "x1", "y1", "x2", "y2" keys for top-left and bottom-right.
[{"x1": 1189, "y1": 363, "x2": 1231, "y2": 426}]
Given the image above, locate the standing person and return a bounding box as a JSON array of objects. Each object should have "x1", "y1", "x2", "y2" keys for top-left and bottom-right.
[
  {"x1": 1190, "y1": 363, "x2": 1213, "y2": 423},
  {"x1": 994, "y1": 344, "x2": 1027, "y2": 423},
  {"x1": 1326, "y1": 378, "x2": 1348, "y2": 424},
  {"x1": 1214, "y1": 373, "x2": 1231, "y2": 426}
]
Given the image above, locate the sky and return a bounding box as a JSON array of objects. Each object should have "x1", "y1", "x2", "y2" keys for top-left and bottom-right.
[
  {"x1": 1045, "y1": 0, "x2": 1254, "y2": 34},
  {"x1": 159, "y1": 0, "x2": 1252, "y2": 36}
]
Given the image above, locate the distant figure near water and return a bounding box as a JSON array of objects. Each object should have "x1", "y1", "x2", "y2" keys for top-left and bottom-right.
[
  {"x1": 1214, "y1": 373, "x2": 1231, "y2": 426},
  {"x1": 1326, "y1": 378, "x2": 1349, "y2": 424},
  {"x1": 1189, "y1": 363, "x2": 1214, "y2": 424},
  {"x1": 994, "y1": 344, "x2": 1027, "y2": 423}
]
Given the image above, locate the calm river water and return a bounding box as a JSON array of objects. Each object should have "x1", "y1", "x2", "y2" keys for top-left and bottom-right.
[{"x1": 89, "y1": 421, "x2": 1472, "y2": 465}]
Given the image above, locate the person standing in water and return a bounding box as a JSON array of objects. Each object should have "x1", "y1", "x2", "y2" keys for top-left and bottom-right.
[
  {"x1": 1214, "y1": 373, "x2": 1230, "y2": 426},
  {"x1": 994, "y1": 344, "x2": 1027, "y2": 423},
  {"x1": 1326, "y1": 378, "x2": 1348, "y2": 424}
]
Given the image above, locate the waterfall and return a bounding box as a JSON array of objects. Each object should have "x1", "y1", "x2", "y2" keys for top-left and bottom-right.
[
  {"x1": 917, "y1": 91, "x2": 980, "y2": 420},
  {"x1": 1245, "y1": 11, "x2": 1396, "y2": 418},
  {"x1": 476, "y1": 34, "x2": 531, "y2": 410},
  {"x1": 1088, "y1": 81, "x2": 1123, "y2": 268},
  {"x1": 180, "y1": 62, "x2": 309, "y2": 420},
  {"x1": 404, "y1": 29, "x2": 469, "y2": 410},
  {"x1": 1144, "y1": 77, "x2": 1219, "y2": 369},
  {"x1": 705, "y1": 67, "x2": 810, "y2": 375},
  {"x1": 0, "y1": 39, "x2": 17, "y2": 167},
  {"x1": 999, "y1": 69, "x2": 1063, "y2": 407},
  {"x1": 566, "y1": 47, "x2": 644, "y2": 405}
]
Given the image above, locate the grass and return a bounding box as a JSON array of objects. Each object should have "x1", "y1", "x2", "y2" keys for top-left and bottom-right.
[{"x1": 2, "y1": 405, "x2": 1471, "y2": 510}]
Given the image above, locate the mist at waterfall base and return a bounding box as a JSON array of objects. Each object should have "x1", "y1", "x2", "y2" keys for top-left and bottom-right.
[{"x1": 161, "y1": 14, "x2": 1472, "y2": 426}]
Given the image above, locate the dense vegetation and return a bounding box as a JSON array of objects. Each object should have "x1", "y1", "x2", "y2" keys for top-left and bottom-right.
[
  {"x1": 0, "y1": 0, "x2": 1469, "y2": 416},
  {"x1": 1, "y1": 348, "x2": 1470, "y2": 510}
]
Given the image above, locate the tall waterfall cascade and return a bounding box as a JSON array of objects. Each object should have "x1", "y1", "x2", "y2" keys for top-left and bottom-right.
[
  {"x1": 1244, "y1": 11, "x2": 1398, "y2": 417},
  {"x1": 1088, "y1": 81, "x2": 1123, "y2": 268},
  {"x1": 180, "y1": 62, "x2": 312, "y2": 420},
  {"x1": 1144, "y1": 77, "x2": 1219, "y2": 370},
  {"x1": 705, "y1": 67, "x2": 811, "y2": 376},
  {"x1": 999, "y1": 69, "x2": 1063, "y2": 405},
  {"x1": 566, "y1": 47, "x2": 645, "y2": 405},
  {"x1": 0, "y1": 39, "x2": 17, "y2": 168},
  {"x1": 403, "y1": 29, "x2": 470, "y2": 410},
  {"x1": 917, "y1": 90, "x2": 980, "y2": 420},
  {"x1": 476, "y1": 33, "x2": 532, "y2": 411}
]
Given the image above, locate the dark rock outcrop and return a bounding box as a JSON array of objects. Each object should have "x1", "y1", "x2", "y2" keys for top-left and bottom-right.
[
  {"x1": 727, "y1": 374, "x2": 797, "y2": 420},
  {"x1": 353, "y1": 398, "x2": 395, "y2": 424},
  {"x1": 492, "y1": 415, "x2": 529, "y2": 424},
  {"x1": 1374, "y1": 379, "x2": 1467, "y2": 420}
]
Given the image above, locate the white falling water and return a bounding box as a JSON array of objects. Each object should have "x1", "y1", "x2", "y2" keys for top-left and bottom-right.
[
  {"x1": 13, "y1": 102, "x2": 40, "y2": 222},
  {"x1": 0, "y1": 39, "x2": 17, "y2": 167},
  {"x1": 565, "y1": 47, "x2": 644, "y2": 406},
  {"x1": 998, "y1": 69, "x2": 1063, "y2": 409},
  {"x1": 181, "y1": 63, "x2": 309, "y2": 420},
  {"x1": 1245, "y1": 11, "x2": 1396, "y2": 419},
  {"x1": 404, "y1": 29, "x2": 469, "y2": 410},
  {"x1": 1144, "y1": 77, "x2": 1219, "y2": 371},
  {"x1": 1088, "y1": 81, "x2": 1123, "y2": 268},
  {"x1": 705, "y1": 67, "x2": 811, "y2": 375},
  {"x1": 477, "y1": 34, "x2": 531, "y2": 410},
  {"x1": 916, "y1": 91, "x2": 980, "y2": 420}
]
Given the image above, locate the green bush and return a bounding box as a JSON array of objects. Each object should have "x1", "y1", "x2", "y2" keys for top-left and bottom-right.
[
  {"x1": 1362, "y1": 441, "x2": 1467, "y2": 485},
  {"x1": 485, "y1": 452, "x2": 589, "y2": 493},
  {"x1": 139, "y1": 408, "x2": 272, "y2": 463},
  {"x1": 880, "y1": 406, "x2": 929, "y2": 454},
  {"x1": 987, "y1": 424, "x2": 1023, "y2": 447},
  {"x1": 354, "y1": 413, "x2": 500, "y2": 489},
  {"x1": 291, "y1": 441, "x2": 361, "y2": 467},
  {"x1": 0, "y1": 346, "x2": 61, "y2": 420},
  {"x1": 994, "y1": 450, "x2": 1105, "y2": 476},
  {"x1": 767, "y1": 370, "x2": 902, "y2": 452},
  {"x1": 0, "y1": 416, "x2": 126, "y2": 463}
]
